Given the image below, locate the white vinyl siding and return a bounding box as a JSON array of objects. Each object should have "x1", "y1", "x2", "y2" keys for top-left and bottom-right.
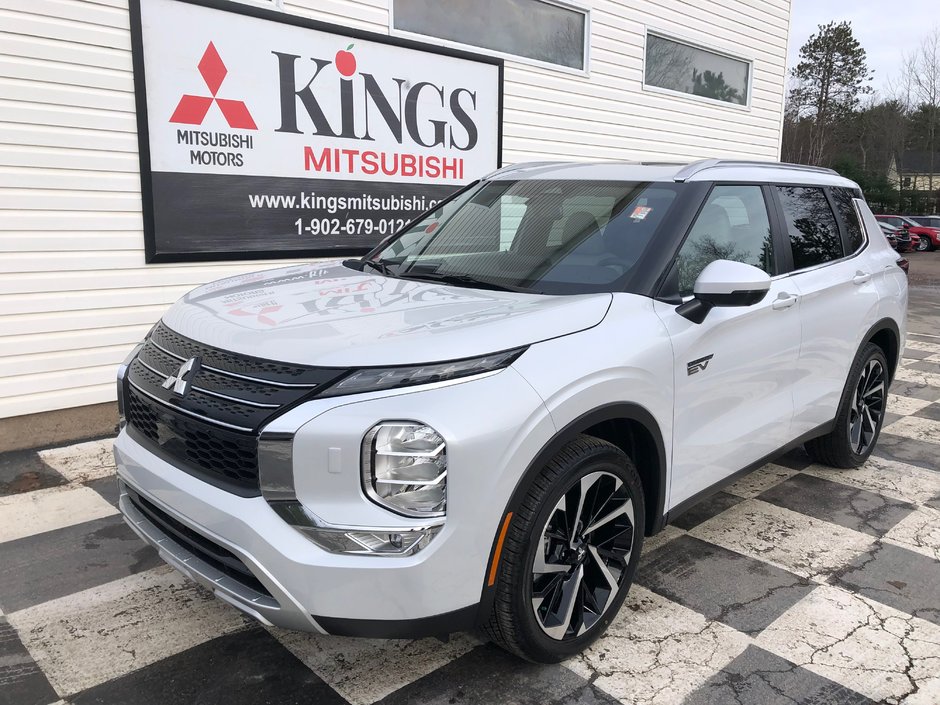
[{"x1": 0, "y1": 0, "x2": 789, "y2": 419}]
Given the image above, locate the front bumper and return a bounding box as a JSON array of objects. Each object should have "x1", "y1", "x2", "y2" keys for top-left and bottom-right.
[{"x1": 114, "y1": 366, "x2": 555, "y2": 636}]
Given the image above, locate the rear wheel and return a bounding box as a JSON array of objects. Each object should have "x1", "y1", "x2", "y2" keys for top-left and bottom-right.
[
  {"x1": 482, "y1": 436, "x2": 644, "y2": 662},
  {"x1": 805, "y1": 343, "x2": 888, "y2": 468}
]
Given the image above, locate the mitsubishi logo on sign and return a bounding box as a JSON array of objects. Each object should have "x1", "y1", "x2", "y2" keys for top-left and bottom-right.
[
  {"x1": 133, "y1": 0, "x2": 500, "y2": 263},
  {"x1": 169, "y1": 42, "x2": 257, "y2": 130},
  {"x1": 162, "y1": 357, "x2": 202, "y2": 398}
]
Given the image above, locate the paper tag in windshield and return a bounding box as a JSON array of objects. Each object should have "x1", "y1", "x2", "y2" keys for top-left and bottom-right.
[{"x1": 630, "y1": 206, "x2": 652, "y2": 221}]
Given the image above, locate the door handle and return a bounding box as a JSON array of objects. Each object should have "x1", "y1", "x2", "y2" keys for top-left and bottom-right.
[
  {"x1": 853, "y1": 271, "x2": 872, "y2": 285},
  {"x1": 772, "y1": 293, "x2": 797, "y2": 310}
]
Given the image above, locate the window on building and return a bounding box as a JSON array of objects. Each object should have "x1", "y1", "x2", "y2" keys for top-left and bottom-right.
[
  {"x1": 829, "y1": 187, "x2": 866, "y2": 254},
  {"x1": 392, "y1": 0, "x2": 588, "y2": 70},
  {"x1": 644, "y1": 33, "x2": 750, "y2": 106},
  {"x1": 776, "y1": 186, "x2": 844, "y2": 270},
  {"x1": 676, "y1": 185, "x2": 773, "y2": 296}
]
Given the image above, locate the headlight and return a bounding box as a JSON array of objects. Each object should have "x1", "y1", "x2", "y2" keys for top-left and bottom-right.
[
  {"x1": 322, "y1": 348, "x2": 525, "y2": 397},
  {"x1": 362, "y1": 422, "x2": 446, "y2": 517}
]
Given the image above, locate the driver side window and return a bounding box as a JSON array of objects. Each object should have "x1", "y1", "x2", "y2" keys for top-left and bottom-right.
[{"x1": 676, "y1": 185, "x2": 774, "y2": 297}]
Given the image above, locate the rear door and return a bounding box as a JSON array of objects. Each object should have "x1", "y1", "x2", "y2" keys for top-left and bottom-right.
[
  {"x1": 655, "y1": 183, "x2": 801, "y2": 508},
  {"x1": 774, "y1": 185, "x2": 881, "y2": 436}
]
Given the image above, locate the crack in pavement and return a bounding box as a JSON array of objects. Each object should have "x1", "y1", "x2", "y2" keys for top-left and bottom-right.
[{"x1": 759, "y1": 586, "x2": 940, "y2": 704}]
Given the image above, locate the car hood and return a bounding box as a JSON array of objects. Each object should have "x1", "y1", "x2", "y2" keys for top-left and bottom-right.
[{"x1": 161, "y1": 262, "x2": 612, "y2": 367}]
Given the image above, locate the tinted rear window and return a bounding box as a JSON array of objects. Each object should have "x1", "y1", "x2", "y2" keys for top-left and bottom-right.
[
  {"x1": 830, "y1": 187, "x2": 865, "y2": 253},
  {"x1": 776, "y1": 186, "x2": 844, "y2": 270}
]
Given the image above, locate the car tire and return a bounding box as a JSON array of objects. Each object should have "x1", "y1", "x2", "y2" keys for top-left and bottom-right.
[
  {"x1": 805, "y1": 342, "x2": 889, "y2": 468},
  {"x1": 916, "y1": 237, "x2": 930, "y2": 252},
  {"x1": 481, "y1": 435, "x2": 645, "y2": 663}
]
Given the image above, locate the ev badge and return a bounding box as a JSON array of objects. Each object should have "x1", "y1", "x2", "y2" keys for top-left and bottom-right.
[
  {"x1": 687, "y1": 354, "x2": 714, "y2": 376},
  {"x1": 162, "y1": 357, "x2": 201, "y2": 397}
]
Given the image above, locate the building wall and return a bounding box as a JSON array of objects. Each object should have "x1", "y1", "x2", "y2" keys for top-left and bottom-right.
[{"x1": 0, "y1": 0, "x2": 791, "y2": 419}]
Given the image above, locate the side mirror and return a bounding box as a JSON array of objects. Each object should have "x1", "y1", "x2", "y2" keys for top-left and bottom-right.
[{"x1": 677, "y1": 260, "x2": 771, "y2": 324}]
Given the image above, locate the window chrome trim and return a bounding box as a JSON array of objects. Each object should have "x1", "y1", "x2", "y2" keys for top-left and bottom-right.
[
  {"x1": 849, "y1": 197, "x2": 871, "y2": 256},
  {"x1": 642, "y1": 28, "x2": 754, "y2": 110},
  {"x1": 388, "y1": 0, "x2": 591, "y2": 76},
  {"x1": 672, "y1": 186, "x2": 872, "y2": 302},
  {"x1": 770, "y1": 239, "x2": 871, "y2": 281},
  {"x1": 773, "y1": 190, "x2": 871, "y2": 279}
]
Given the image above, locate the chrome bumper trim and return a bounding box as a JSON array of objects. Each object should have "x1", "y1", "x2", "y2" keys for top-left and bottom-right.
[
  {"x1": 118, "y1": 480, "x2": 294, "y2": 628},
  {"x1": 119, "y1": 482, "x2": 278, "y2": 612}
]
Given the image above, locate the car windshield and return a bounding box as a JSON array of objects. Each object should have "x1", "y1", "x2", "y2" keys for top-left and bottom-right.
[{"x1": 366, "y1": 179, "x2": 685, "y2": 295}]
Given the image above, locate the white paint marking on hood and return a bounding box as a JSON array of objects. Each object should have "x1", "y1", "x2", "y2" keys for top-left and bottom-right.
[{"x1": 161, "y1": 262, "x2": 613, "y2": 367}]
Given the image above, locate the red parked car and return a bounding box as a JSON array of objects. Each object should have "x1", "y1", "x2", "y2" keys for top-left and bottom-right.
[{"x1": 875, "y1": 215, "x2": 940, "y2": 251}]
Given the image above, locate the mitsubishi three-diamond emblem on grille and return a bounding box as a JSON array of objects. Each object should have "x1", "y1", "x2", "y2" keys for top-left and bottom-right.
[{"x1": 162, "y1": 357, "x2": 201, "y2": 398}]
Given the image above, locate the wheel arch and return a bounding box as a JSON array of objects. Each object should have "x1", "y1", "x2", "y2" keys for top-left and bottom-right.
[
  {"x1": 863, "y1": 317, "x2": 901, "y2": 382},
  {"x1": 511, "y1": 402, "x2": 666, "y2": 537},
  {"x1": 477, "y1": 402, "x2": 668, "y2": 624}
]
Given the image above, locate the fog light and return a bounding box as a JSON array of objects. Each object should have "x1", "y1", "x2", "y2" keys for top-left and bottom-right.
[
  {"x1": 363, "y1": 422, "x2": 446, "y2": 517},
  {"x1": 303, "y1": 526, "x2": 441, "y2": 555}
]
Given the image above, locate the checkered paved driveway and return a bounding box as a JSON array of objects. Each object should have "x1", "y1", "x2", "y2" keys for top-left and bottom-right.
[{"x1": 2, "y1": 293, "x2": 939, "y2": 705}]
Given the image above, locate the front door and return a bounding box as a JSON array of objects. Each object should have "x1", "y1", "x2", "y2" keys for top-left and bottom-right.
[{"x1": 655, "y1": 184, "x2": 802, "y2": 508}]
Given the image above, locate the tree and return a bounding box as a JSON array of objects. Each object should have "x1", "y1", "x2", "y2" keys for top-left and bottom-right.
[
  {"x1": 789, "y1": 21, "x2": 872, "y2": 166},
  {"x1": 903, "y1": 28, "x2": 940, "y2": 208},
  {"x1": 692, "y1": 69, "x2": 742, "y2": 104}
]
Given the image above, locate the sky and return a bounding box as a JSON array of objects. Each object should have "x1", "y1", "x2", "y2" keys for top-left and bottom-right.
[{"x1": 786, "y1": 0, "x2": 938, "y2": 97}]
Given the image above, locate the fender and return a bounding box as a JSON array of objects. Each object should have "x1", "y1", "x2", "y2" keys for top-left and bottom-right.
[
  {"x1": 860, "y1": 317, "x2": 901, "y2": 381},
  {"x1": 476, "y1": 402, "x2": 667, "y2": 622}
]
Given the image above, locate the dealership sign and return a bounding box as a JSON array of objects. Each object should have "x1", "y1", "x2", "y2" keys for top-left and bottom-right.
[{"x1": 130, "y1": 0, "x2": 502, "y2": 262}]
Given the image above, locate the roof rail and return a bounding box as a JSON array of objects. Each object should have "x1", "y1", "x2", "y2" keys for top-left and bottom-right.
[
  {"x1": 483, "y1": 161, "x2": 563, "y2": 178},
  {"x1": 674, "y1": 159, "x2": 839, "y2": 182}
]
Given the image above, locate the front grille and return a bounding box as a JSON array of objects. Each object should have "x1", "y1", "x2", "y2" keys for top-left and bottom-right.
[
  {"x1": 152, "y1": 324, "x2": 328, "y2": 384},
  {"x1": 125, "y1": 486, "x2": 272, "y2": 598},
  {"x1": 124, "y1": 321, "x2": 347, "y2": 494},
  {"x1": 126, "y1": 388, "x2": 260, "y2": 491}
]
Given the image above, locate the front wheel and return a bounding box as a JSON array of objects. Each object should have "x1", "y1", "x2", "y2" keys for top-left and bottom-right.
[
  {"x1": 805, "y1": 342, "x2": 888, "y2": 468},
  {"x1": 916, "y1": 236, "x2": 931, "y2": 252},
  {"x1": 481, "y1": 435, "x2": 645, "y2": 662}
]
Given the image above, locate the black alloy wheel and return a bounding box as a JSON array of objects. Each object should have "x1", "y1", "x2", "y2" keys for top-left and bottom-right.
[
  {"x1": 481, "y1": 436, "x2": 645, "y2": 662},
  {"x1": 848, "y1": 358, "x2": 886, "y2": 456},
  {"x1": 805, "y1": 342, "x2": 889, "y2": 468},
  {"x1": 530, "y1": 470, "x2": 634, "y2": 640}
]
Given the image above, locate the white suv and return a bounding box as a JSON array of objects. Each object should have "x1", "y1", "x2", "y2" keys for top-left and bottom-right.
[{"x1": 114, "y1": 160, "x2": 907, "y2": 662}]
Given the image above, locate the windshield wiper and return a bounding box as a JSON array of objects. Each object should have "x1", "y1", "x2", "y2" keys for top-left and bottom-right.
[
  {"x1": 342, "y1": 258, "x2": 395, "y2": 277},
  {"x1": 397, "y1": 271, "x2": 540, "y2": 294}
]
